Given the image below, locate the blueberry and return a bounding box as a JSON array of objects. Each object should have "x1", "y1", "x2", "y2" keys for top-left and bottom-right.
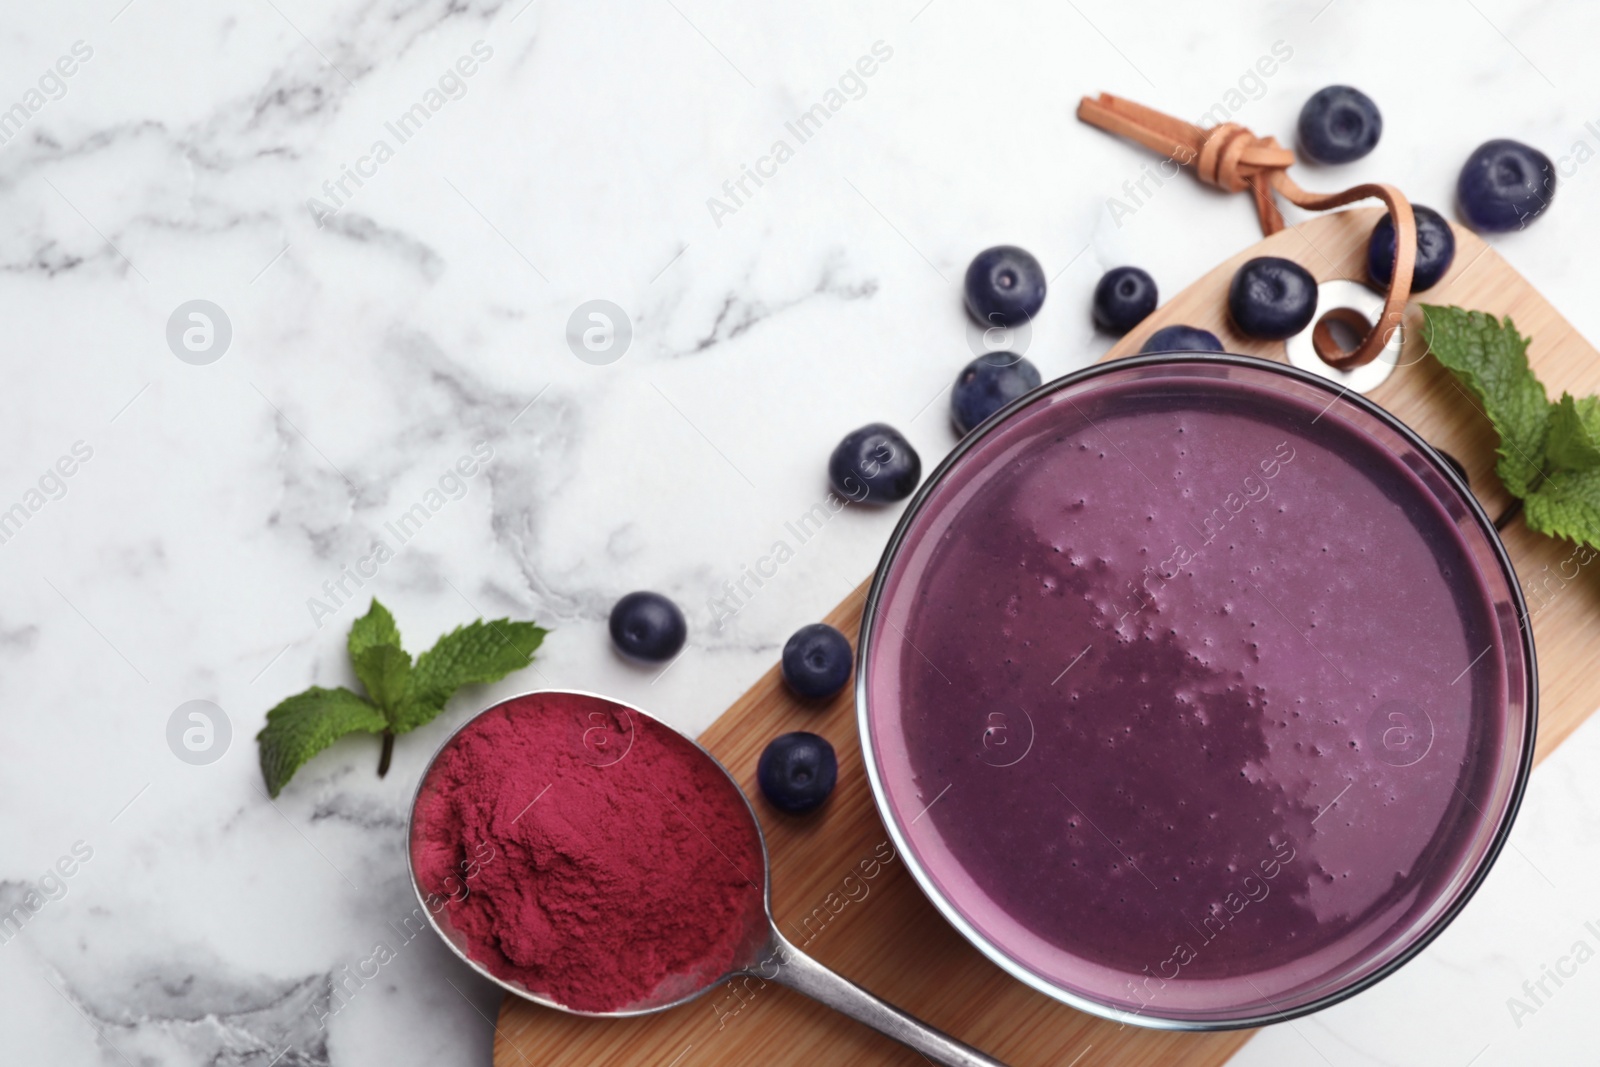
[
  {"x1": 828, "y1": 423, "x2": 920, "y2": 504},
  {"x1": 964, "y1": 246, "x2": 1046, "y2": 328},
  {"x1": 1367, "y1": 205, "x2": 1456, "y2": 292},
  {"x1": 1228, "y1": 257, "x2": 1318, "y2": 340},
  {"x1": 1297, "y1": 86, "x2": 1382, "y2": 164},
  {"x1": 757, "y1": 732, "x2": 838, "y2": 814},
  {"x1": 1139, "y1": 325, "x2": 1224, "y2": 354},
  {"x1": 781, "y1": 623, "x2": 853, "y2": 700},
  {"x1": 1457, "y1": 139, "x2": 1556, "y2": 233},
  {"x1": 1092, "y1": 267, "x2": 1158, "y2": 335},
  {"x1": 608, "y1": 591, "x2": 686, "y2": 662},
  {"x1": 950, "y1": 353, "x2": 1042, "y2": 436}
]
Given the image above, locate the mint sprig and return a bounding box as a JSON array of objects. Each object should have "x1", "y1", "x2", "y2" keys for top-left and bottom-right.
[
  {"x1": 257, "y1": 599, "x2": 547, "y2": 796},
  {"x1": 1421, "y1": 305, "x2": 1600, "y2": 548}
]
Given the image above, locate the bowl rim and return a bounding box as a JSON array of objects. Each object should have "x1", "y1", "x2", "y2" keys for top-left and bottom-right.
[{"x1": 853, "y1": 350, "x2": 1539, "y2": 1031}]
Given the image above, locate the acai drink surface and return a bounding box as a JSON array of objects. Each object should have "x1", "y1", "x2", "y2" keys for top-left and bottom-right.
[{"x1": 864, "y1": 361, "x2": 1525, "y2": 1020}]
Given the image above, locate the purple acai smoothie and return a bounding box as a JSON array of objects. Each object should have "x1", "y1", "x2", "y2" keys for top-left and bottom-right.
[{"x1": 864, "y1": 359, "x2": 1530, "y2": 1021}]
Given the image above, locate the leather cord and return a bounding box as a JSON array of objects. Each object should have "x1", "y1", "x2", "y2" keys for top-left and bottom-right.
[{"x1": 1078, "y1": 93, "x2": 1416, "y2": 371}]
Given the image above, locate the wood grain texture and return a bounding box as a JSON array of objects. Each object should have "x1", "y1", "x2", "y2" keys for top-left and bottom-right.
[{"x1": 496, "y1": 207, "x2": 1600, "y2": 1067}]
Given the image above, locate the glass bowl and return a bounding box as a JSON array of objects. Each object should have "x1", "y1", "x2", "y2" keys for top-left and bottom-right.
[{"x1": 857, "y1": 353, "x2": 1536, "y2": 1029}]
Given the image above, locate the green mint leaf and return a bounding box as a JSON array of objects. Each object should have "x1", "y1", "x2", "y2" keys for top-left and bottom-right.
[
  {"x1": 259, "y1": 603, "x2": 546, "y2": 795},
  {"x1": 352, "y1": 643, "x2": 412, "y2": 718},
  {"x1": 348, "y1": 599, "x2": 402, "y2": 660},
  {"x1": 1545, "y1": 392, "x2": 1600, "y2": 472},
  {"x1": 393, "y1": 619, "x2": 548, "y2": 733},
  {"x1": 1420, "y1": 305, "x2": 1550, "y2": 497},
  {"x1": 257, "y1": 687, "x2": 387, "y2": 797},
  {"x1": 1523, "y1": 467, "x2": 1600, "y2": 547},
  {"x1": 348, "y1": 599, "x2": 408, "y2": 711}
]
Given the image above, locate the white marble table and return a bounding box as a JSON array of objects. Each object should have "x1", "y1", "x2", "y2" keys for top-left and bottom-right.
[{"x1": 3, "y1": 1, "x2": 1596, "y2": 1064}]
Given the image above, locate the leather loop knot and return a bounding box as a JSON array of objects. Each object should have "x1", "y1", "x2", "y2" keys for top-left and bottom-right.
[
  {"x1": 1196, "y1": 122, "x2": 1294, "y2": 195},
  {"x1": 1077, "y1": 92, "x2": 1417, "y2": 372}
]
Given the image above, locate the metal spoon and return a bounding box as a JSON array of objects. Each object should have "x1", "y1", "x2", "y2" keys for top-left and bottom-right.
[{"x1": 407, "y1": 689, "x2": 1006, "y2": 1067}]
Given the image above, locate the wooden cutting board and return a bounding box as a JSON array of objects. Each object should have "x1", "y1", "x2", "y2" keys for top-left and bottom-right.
[{"x1": 494, "y1": 207, "x2": 1600, "y2": 1067}]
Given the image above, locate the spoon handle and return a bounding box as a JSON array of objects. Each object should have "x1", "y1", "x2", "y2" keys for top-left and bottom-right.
[{"x1": 754, "y1": 928, "x2": 1008, "y2": 1067}]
